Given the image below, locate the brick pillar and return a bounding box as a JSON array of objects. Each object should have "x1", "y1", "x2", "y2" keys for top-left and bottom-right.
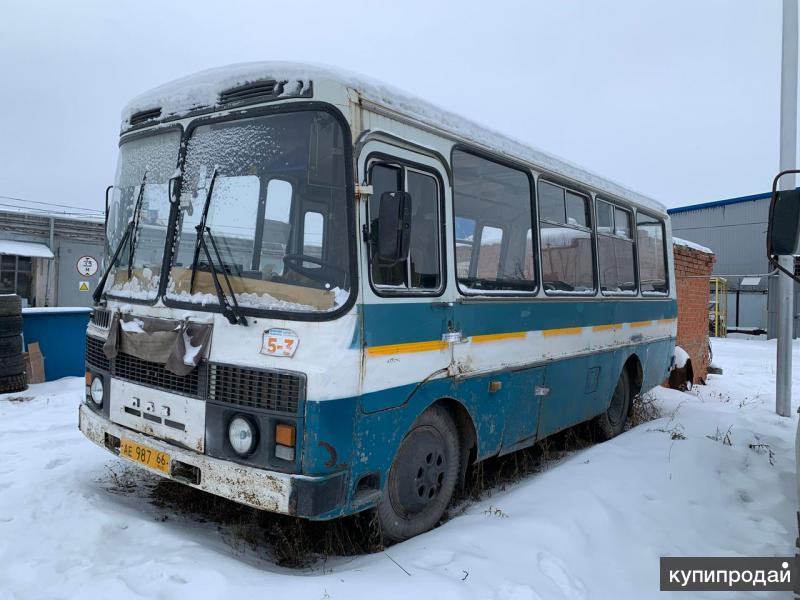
[{"x1": 673, "y1": 241, "x2": 716, "y2": 383}]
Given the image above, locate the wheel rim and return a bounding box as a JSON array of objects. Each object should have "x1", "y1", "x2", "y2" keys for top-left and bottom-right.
[
  {"x1": 608, "y1": 375, "x2": 628, "y2": 427},
  {"x1": 389, "y1": 426, "x2": 448, "y2": 517}
]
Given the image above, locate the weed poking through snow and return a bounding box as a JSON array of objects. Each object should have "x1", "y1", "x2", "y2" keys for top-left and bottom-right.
[
  {"x1": 706, "y1": 425, "x2": 733, "y2": 446},
  {"x1": 748, "y1": 438, "x2": 775, "y2": 466}
]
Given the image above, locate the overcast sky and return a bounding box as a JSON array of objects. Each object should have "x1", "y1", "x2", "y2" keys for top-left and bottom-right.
[{"x1": 0, "y1": 0, "x2": 794, "y2": 213}]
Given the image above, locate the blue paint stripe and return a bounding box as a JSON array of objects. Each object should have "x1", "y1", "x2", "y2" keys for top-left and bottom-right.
[{"x1": 362, "y1": 299, "x2": 676, "y2": 347}]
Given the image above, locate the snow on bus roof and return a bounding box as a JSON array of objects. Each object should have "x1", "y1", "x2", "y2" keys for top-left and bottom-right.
[{"x1": 123, "y1": 61, "x2": 667, "y2": 215}]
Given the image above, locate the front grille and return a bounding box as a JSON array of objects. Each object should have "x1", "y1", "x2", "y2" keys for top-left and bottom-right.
[
  {"x1": 86, "y1": 335, "x2": 110, "y2": 371},
  {"x1": 208, "y1": 363, "x2": 303, "y2": 413},
  {"x1": 85, "y1": 333, "x2": 303, "y2": 408},
  {"x1": 91, "y1": 309, "x2": 111, "y2": 329},
  {"x1": 114, "y1": 353, "x2": 205, "y2": 398}
]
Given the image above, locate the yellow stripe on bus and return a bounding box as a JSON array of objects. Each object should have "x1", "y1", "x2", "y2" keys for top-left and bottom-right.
[
  {"x1": 366, "y1": 340, "x2": 448, "y2": 356},
  {"x1": 542, "y1": 326, "x2": 583, "y2": 337},
  {"x1": 367, "y1": 317, "x2": 672, "y2": 356},
  {"x1": 471, "y1": 331, "x2": 527, "y2": 344},
  {"x1": 630, "y1": 320, "x2": 653, "y2": 328}
]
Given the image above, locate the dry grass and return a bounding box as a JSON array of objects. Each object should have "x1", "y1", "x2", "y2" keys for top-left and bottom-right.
[
  {"x1": 101, "y1": 392, "x2": 663, "y2": 568},
  {"x1": 628, "y1": 392, "x2": 662, "y2": 427},
  {"x1": 147, "y1": 477, "x2": 384, "y2": 567}
]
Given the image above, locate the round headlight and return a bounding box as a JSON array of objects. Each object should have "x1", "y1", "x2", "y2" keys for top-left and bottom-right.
[
  {"x1": 90, "y1": 377, "x2": 104, "y2": 406},
  {"x1": 228, "y1": 416, "x2": 256, "y2": 456}
]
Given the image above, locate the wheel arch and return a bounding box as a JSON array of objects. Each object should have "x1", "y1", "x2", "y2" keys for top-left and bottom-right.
[
  {"x1": 430, "y1": 397, "x2": 478, "y2": 488},
  {"x1": 624, "y1": 353, "x2": 644, "y2": 400}
]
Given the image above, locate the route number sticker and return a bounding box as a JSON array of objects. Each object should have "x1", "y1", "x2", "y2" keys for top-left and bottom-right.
[{"x1": 260, "y1": 328, "x2": 299, "y2": 358}]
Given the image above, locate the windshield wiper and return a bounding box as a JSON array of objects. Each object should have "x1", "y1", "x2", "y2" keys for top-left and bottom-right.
[
  {"x1": 188, "y1": 168, "x2": 248, "y2": 326},
  {"x1": 93, "y1": 171, "x2": 148, "y2": 303},
  {"x1": 127, "y1": 171, "x2": 148, "y2": 280}
]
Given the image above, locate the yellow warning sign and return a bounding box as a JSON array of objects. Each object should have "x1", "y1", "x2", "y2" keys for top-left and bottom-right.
[{"x1": 78, "y1": 281, "x2": 90, "y2": 292}]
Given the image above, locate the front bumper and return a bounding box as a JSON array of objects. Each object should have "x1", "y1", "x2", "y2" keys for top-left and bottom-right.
[{"x1": 79, "y1": 403, "x2": 346, "y2": 517}]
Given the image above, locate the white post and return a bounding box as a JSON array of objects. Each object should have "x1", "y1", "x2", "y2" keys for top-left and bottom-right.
[{"x1": 777, "y1": 0, "x2": 798, "y2": 418}]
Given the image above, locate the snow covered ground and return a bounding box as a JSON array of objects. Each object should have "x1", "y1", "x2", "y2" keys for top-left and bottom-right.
[{"x1": 0, "y1": 337, "x2": 797, "y2": 599}]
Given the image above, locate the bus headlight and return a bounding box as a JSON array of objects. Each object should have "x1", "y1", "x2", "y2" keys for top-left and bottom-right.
[
  {"x1": 90, "y1": 376, "x2": 104, "y2": 406},
  {"x1": 228, "y1": 416, "x2": 256, "y2": 456}
]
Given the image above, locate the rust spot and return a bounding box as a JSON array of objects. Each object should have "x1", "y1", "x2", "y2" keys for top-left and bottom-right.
[{"x1": 318, "y1": 441, "x2": 338, "y2": 468}]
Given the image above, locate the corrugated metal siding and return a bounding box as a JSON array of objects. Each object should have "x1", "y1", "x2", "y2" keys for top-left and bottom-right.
[
  {"x1": 766, "y1": 276, "x2": 800, "y2": 338},
  {"x1": 670, "y1": 196, "x2": 800, "y2": 336},
  {"x1": 671, "y1": 197, "x2": 771, "y2": 291},
  {"x1": 0, "y1": 210, "x2": 104, "y2": 245}
]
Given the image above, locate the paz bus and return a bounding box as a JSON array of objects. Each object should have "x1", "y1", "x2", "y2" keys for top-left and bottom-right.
[{"x1": 79, "y1": 62, "x2": 677, "y2": 541}]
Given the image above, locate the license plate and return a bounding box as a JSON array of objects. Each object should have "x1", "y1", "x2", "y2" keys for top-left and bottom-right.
[{"x1": 120, "y1": 438, "x2": 170, "y2": 474}]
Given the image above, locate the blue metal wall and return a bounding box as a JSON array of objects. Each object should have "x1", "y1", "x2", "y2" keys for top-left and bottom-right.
[{"x1": 21, "y1": 308, "x2": 91, "y2": 381}]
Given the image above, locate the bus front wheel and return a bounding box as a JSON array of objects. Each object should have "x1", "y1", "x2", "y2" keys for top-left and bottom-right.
[
  {"x1": 595, "y1": 368, "x2": 631, "y2": 441},
  {"x1": 377, "y1": 405, "x2": 460, "y2": 542}
]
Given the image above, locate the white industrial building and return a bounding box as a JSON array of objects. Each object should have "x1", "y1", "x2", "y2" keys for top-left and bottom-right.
[
  {"x1": 669, "y1": 189, "x2": 800, "y2": 337},
  {"x1": 0, "y1": 208, "x2": 104, "y2": 307}
]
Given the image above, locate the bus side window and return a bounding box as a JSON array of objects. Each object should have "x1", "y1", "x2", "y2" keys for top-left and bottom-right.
[
  {"x1": 597, "y1": 199, "x2": 636, "y2": 294},
  {"x1": 538, "y1": 180, "x2": 595, "y2": 295},
  {"x1": 476, "y1": 226, "x2": 504, "y2": 280},
  {"x1": 455, "y1": 217, "x2": 477, "y2": 279},
  {"x1": 452, "y1": 149, "x2": 536, "y2": 293},
  {"x1": 636, "y1": 212, "x2": 668, "y2": 294},
  {"x1": 406, "y1": 171, "x2": 441, "y2": 289},
  {"x1": 368, "y1": 162, "x2": 442, "y2": 292}
]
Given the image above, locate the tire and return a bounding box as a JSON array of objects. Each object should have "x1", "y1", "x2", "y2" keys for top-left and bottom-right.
[
  {"x1": 0, "y1": 316, "x2": 23, "y2": 337},
  {"x1": 0, "y1": 354, "x2": 25, "y2": 377},
  {"x1": 377, "y1": 405, "x2": 461, "y2": 542},
  {"x1": 0, "y1": 335, "x2": 22, "y2": 357},
  {"x1": 595, "y1": 368, "x2": 632, "y2": 441},
  {"x1": 0, "y1": 372, "x2": 27, "y2": 394},
  {"x1": 0, "y1": 295, "x2": 21, "y2": 317}
]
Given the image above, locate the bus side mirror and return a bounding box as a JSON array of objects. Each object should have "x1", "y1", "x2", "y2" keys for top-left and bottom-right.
[
  {"x1": 375, "y1": 191, "x2": 412, "y2": 264},
  {"x1": 768, "y1": 188, "x2": 800, "y2": 256}
]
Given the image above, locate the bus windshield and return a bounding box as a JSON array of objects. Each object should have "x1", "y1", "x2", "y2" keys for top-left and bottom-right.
[
  {"x1": 105, "y1": 130, "x2": 181, "y2": 300},
  {"x1": 166, "y1": 110, "x2": 351, "y2": 314}
]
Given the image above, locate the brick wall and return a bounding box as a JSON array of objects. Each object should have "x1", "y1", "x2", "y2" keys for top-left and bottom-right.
[{"x1": 673, "y1": 241, "x2": 716, "y2": 383}]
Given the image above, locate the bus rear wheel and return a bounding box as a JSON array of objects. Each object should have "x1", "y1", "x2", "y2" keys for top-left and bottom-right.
[
  {"x1": 595, "y1": 368, "x2": 631, "y2": 441},
  {"x1": 377, "y1": 405, "x2": 460, "y2": 543}
]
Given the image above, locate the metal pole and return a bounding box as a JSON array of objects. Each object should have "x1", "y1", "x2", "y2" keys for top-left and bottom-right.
[{"x1": 777, "y1": 0, "x2": 798, "y2": 417}]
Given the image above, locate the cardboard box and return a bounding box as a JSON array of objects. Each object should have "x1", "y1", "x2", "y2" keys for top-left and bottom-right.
[{"x1": 24, "y1": 342, "x2": 45, "y2": 384}]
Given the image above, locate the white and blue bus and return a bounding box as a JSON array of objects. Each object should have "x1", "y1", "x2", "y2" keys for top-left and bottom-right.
[{"x1": 80, "y1": 62, "x2": 677, "y2": 541}]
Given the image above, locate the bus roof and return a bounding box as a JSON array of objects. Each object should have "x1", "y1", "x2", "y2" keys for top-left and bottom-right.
[{"x1": 123, "y1": 61, "x2": 667, "y2": 215}]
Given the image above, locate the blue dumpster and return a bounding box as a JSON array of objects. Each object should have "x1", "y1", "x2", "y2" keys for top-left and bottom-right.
[{"x1": 21, "y1": 307, "x2": 91, "y2": 381}]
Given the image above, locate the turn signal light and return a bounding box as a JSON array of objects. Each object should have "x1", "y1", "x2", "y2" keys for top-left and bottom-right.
[{"x1": 275, "y1": 424, "x2": 296, "y2": 447}]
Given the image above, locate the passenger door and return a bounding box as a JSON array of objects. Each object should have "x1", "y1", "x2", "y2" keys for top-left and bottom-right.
[{"x1": 357, "y1": 141, "x2": 454, "y2": 413}]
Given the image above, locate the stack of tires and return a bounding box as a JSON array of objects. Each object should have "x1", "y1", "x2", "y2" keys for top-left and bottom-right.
[{"x1": 0, "y1": 295, "x2": 27, "y2": 394}]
